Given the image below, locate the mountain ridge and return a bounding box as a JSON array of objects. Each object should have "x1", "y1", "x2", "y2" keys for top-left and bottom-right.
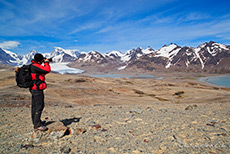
[{"x1": 1, "y1": 41, "x2": 230, "y2": 73}]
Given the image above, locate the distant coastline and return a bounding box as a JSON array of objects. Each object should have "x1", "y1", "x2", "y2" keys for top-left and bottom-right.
[
  {"x1": 48, "y1": 62, "x2": 230, "y2": 87},
  {"x1": 199, "y1": 75, "x2": 230, "y2": 87}
]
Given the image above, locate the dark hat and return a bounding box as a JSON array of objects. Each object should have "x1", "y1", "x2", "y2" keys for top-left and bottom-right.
[{"x1": 34, "y1": 53, "x2": 44, "y2": 62}]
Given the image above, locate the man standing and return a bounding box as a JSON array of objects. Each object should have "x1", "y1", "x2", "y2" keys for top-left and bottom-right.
[{"x1": 30, "y1": 53, "x2": 51, "y2": 131}]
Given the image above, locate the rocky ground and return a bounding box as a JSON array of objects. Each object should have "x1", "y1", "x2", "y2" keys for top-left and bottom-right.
[{"x1": 0, "y1": 70, "x2": 230, "y2": 153}]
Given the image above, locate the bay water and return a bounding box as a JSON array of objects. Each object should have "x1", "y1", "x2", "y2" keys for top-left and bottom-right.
[{"x1": 199, "y1": 75, "x2": 230, "y2": 87}]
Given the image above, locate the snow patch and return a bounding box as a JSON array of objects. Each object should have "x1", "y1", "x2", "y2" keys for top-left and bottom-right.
[
  {"x1": 4, "y1": 49, "x2": 19, "y2": 59},
  {"x1": 185, "y1": 59, "x2": 190, "y2": 67},
  {"x1": 213, "y1": 43, "x2": 228, "y2": 50},
  {"x1": 142, "y1": 47, "x2": 154, "y2": 54},
  {"x1": 155, "y1": 44, "x2": 179, "y2": 58},
  {"x1": 117, "y1": 65, "x2": 127, "y2": 70},
  {"x1": 83, "y1": 55, "x2": 92, "y2": 62},
  {"x1": 165, "y1": 62, "x2": 171, "y2": 69},
  {"x1": 194, "y1": 48, "x2": 204, "y2": 69},
  {"x1": 121, "y1": 54, "x2": 131, "y2": 62}
]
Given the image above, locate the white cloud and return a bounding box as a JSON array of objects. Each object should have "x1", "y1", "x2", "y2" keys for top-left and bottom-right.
[
  {"x1": 0, "y1": 41, "x2": 20, "y2": 49},
  {"x1": 69, "y1": 22, "x2": 104, "y2": 34}
]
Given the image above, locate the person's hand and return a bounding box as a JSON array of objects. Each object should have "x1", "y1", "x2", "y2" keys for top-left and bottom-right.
[
  {"x1": 15, "y1": 67, "x2": 19, "y2": 72},
  {"x1": 44, "y1": 59, "x2": 49, "y2": 62}
]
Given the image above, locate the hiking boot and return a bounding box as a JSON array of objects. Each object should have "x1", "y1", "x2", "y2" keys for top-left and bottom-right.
[{"x1": 35, "y1": 125, "x2": 48, "y2": 131}]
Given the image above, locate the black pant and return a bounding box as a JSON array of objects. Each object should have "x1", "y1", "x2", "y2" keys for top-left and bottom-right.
[{"x1": 30, "y1": 90, "x2": 44, "y2": 129}]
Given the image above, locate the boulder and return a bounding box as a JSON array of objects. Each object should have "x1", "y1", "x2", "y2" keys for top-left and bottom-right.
[{"x1": 47, "y1": 121, "x2": 70, "y2": 139}]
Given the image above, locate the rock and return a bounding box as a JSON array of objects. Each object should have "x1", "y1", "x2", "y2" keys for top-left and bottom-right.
[
  {"x1": 174, "y1": 91, "x2": 184, "y2": 96},
  {"x1": 101, "y1": 128, "x2": 108, "y2": 132},
  {"x1": 47, "y1": 121, "x2": 69, "y2": 139},
  {"x1": 30, "y1": 131, "x2": 43, "y2": 143},
  {"x1": 206, "y1": 123, "x2": 215, "y2": 127},
  {"x1": 133, "y1": 150, "x2": 143, "y2": 154},
  {"x1": 185, "y1": 105, "x2": 193, "y2": 110},
  {"x1": 130, "y1": 109, "x2": 143, "y2": 114},
  {"x1": 69, "y1": 147, "x2": 80, "y2": 154},
  {"x1": 60, "y1": 146, "x2": 71, "y2": 154},
  {"x1": 64, "y1": 105, "x2": 73, "y2": 108},
  {"x1": 48, "y1": 121, "x2": 67, "y2": 131},
  {"x1": 74, "y1": 128, "x2": 87, "y2": 135},
  {"x1": 185, "y1": 105, "x2": 198, "y2": 110},
  {"x1": 221, "y1": 120, "x2": 226, "y2": 123},
  {"x1": 217, "y1": 133, "x2": 227, "y2": 137},
  {"x1": 20, "y1": 144, "x2": 34, "y2": 149},
  {"x1": 172, "y1": 135, "x2": 184, "y2": 144},
  {"x1": 93, "y1": 104, "x2": 101, "y2": 106},
  {"x1": 159, "y1": 109, "x2": 167, "y2": 113},
  {"x1": 144, "y1": 139, "x2": 150, "y2": 143},
  {"x1": 92, "y1": 124, "x2": 101, "y2": 130},
  {"x1": 209, "y1": 120, "x2": 217, "y2": 123},
  {"x1": 134, "y1": 118, "x2": 142, "y2": 121},
  {"x1": 108, "y1": 147, "x2": 116, "y2": 152},
  {"x1": 146, "y1": 107, "x2": 154, "y2": 112}
]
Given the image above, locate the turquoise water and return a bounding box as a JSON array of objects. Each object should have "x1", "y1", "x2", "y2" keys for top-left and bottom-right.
[{"x1": 200, "y1": 75, "x2": 230, "y2": 87}]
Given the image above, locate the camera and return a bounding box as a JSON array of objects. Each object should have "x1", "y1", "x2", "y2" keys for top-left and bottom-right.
[
  {"x1": 48, "y1": 58, "x2": 53, "y2": 62},
  {"x1": 44, "y1": 58, "x2": 53, "y2": 62}
]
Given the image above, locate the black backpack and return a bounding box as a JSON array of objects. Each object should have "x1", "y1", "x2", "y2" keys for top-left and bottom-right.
[{"x1": 15, "y1": 64, "x2": 33, "y2": 88}]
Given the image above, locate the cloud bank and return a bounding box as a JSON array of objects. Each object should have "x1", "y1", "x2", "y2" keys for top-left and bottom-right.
[{"x1": 0, "y1": 41, "x2": 20, "y2": 49}]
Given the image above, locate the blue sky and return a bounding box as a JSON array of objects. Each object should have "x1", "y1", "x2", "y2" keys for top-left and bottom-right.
[{"x1": 0, "y1": 0, "x2": 230, "y2": 54}]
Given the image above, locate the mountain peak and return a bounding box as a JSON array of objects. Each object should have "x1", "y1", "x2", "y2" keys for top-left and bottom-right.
[
  {"x1": 142, "y1": 46, "x2": 155, "y2": 54},
  {"x1": 51, "y1": 47, "x2": 80, "y2": 62},
  {"x1": 27, "y1": 50, "x2": 37, "y2": 56},
  {"x1": 208, "y1": 41, "x2": 216, "y2": 45},
  {"x1": 106, "y1": 51, "x2": 123, "y2": 58},
  {"x1": 54, "y1": 46, "x2": 64, "y2": 50},
  {"x1": 90, "y1": 51, "x2": 100, "y2": 55},
  {"x1": 30, "y1": 50, "x2": 37, "y2": 53}
]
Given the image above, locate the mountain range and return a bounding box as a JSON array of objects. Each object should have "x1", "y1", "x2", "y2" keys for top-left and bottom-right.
[{"x1": 1, "y1": 41, "x2": 230, "y2": 73}]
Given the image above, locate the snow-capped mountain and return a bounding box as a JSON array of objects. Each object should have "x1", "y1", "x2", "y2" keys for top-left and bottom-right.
[
  {"x1": 69, "y1": 51, "x2": 124, "y2": 72},
  {"x1": 154, "y1": 44, "x2": 181, "y2": 68},
  {"x1": 161, "y1": 41, "x2": 230, "y2": 70},
  {"x1": 0, "y1": 47, "x2": 81, "y2": 66},
  {"x1": 0, "y1": 48, "x2": 20, "y2": 65},
  {"x1": 1, "y1": 41, "x2": 230, "y2": 73},
  {"x1": 50, "y1": 47, "x2": 80, "y2": 62},
  {"x1": 73, "y1": 50, "x2": 125, "y2": 64},
  {"x1": 105, "y1": 51, "x2": 123, "y2": 59},
  {"x1": 76, "y1": 51, "x2": 108, "y2": 64},
  {"x1": 0, "y1": 48, "x2": 36, "y2": 66},
  {"x1": 21, "y1": 50, "x2": 38, "y2": 65},
  {"x1": 121, "y1": 47, "x2": 154, "y2": 62},
  {"x1": 125, "y1": 41, "x2": 230, "y2": 73}
]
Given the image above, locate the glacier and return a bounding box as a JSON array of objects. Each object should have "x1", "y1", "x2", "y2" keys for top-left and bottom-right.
[{"x1": 49, "y1": 63, "x2": 84, "y2": 74}]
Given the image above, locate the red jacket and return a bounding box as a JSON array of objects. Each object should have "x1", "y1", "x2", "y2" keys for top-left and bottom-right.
[{"x1": 31, "y1": 60, "x2": 51, "y2": 90}]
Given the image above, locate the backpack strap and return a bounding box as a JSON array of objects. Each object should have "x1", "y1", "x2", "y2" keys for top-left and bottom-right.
[{"x1": 34, "y1": 73, "x2": 45, "y2": 90}]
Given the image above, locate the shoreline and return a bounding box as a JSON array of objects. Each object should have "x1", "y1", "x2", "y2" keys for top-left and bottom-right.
[
  {"x1": 199, "y1": 75, "x2": 230, "y2": 88},
  {"x1": 2, "y1": 67, "x2": 229, "y2": 88}
]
